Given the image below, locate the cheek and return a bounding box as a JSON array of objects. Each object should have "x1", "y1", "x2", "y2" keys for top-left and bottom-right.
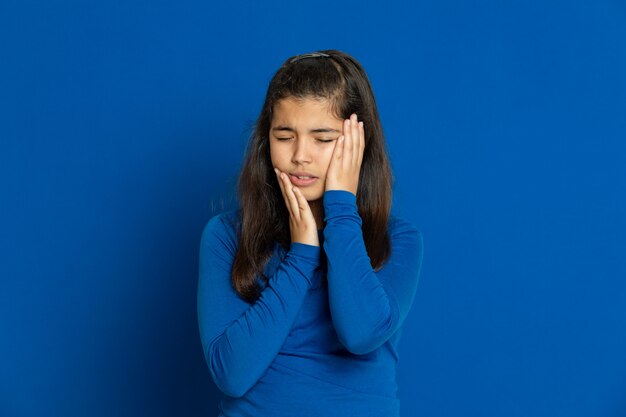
[
  {"x1": 321, "y1": 147, "x2": 336, "y2": 171},
  {"x1": 269, "y1": 145, "x2": 280, "y2": 165}
]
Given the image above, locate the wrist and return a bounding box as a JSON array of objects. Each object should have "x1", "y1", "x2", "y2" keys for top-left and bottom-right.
[
  {"x1": 288, "y1": 241, "x2": 322, "y2": 261},
  {"x1": 291, "y1": 239, "x2": 320, "y2": 247},
  {"x1": 324, "y1": 186, "x2": 357, "y2": 196}
]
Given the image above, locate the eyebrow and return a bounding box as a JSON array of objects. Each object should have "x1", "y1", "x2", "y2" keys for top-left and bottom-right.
[{"x1": 271, "y1": 125, "x2": 341, "y2": 134}]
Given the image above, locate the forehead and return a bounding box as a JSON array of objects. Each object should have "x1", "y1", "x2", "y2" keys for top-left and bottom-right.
[{"x1": 271, "y1": 97, "x2": 342, "y2": 125}]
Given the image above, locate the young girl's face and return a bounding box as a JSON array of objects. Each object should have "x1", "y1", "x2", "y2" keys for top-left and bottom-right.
[{"x1": 269, "y1": 96, "x2": 344, "y2": 203}]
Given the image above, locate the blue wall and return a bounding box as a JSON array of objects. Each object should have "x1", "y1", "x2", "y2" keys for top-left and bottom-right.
[{"x1": 1, "y1": 1, "x2": 625, "y2": 416}]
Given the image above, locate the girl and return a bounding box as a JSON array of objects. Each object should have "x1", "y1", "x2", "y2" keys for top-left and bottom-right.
[{"x1": 198, "y1": 50, "x2": 424, "y2": 417}]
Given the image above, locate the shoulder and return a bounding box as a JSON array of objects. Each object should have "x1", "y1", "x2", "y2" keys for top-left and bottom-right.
[{"x1": 200, "y1": 208, "x2": 242, "y2": 256}]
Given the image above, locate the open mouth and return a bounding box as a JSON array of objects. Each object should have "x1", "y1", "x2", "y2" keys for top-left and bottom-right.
[{"x1": 289, "y1": 174, "x2": 318, "y2": 186}]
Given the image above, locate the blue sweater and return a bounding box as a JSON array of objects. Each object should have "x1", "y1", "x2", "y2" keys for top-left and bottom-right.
[{"x1": 197, "y1": 190, "x2": 424, "y2": 417}]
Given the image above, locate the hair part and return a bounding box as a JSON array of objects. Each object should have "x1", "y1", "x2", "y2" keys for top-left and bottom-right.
[{"x1": 232, "y1": 50, "x2": 393, "y2": 302}]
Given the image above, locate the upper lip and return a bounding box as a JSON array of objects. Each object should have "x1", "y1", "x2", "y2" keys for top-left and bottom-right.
[{"x1": 290, "y1": 171, "x2": 318, "y2": 178}]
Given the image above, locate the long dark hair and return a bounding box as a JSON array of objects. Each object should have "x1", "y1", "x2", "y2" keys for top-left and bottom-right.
[{"x1": 233, "y1": 50, "x2": 393, "y2": 302}]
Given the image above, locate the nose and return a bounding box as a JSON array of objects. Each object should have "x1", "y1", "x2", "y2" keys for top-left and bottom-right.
[{"x1": 291, "y1": 138, "x2": 311, "y2": 165}]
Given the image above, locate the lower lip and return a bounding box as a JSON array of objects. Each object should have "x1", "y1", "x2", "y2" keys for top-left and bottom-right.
[{"x1": 289, "y1": 174, "x2": 318, "y2": 186}]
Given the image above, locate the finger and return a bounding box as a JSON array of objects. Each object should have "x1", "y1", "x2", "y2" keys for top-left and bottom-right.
[
  {"x1": 282, "y1": 174, "x2": 302, "y2": 222},
  {"x1": 351, "y1": 114, "x2": 360, "y2": 166},
  {"x1": 344, "y1": 117, "x2": 353, "y2": 169},
  {"x1": 291, "y1": 188, "x2": 315, "y2": 238},
  {"x1": 333, "y1": 129, "x2": 345, "y2": 163},
  {"x1": 358, "y1": 121, "x2": 365, "y2": 166},
  {"x1": 275, "y1": 169, "x2": 294, "y2": 218},
  {"x1": 293, "y1": 186, "x2": 313, "y2": 219}
]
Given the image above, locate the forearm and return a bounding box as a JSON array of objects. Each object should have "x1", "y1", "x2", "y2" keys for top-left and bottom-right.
[
  {"x1": 323, "y1": 193, "x2": 396, "y2": 354},
  {"x1": 323, "y1": 190, "x2": 422, "y2": 355},
  {"x1": 198, "y1": 237, "x2": 320, "y2": 397}
]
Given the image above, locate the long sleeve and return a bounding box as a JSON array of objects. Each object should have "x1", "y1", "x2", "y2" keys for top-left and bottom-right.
[
  {"x1": 322, "y1": 190, "x2": 424, "y2": 355},
  {"x1": 197, "y1": 214, "x2": 321, "y2": 398}
]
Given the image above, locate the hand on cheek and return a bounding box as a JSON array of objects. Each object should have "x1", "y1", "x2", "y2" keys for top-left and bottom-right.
[
  {"x1": 274, "y1": 168, "x2": 320, "y2": 247},
  {"x1": 324, "y1": 113, "x2": 364, "y2": 196}
]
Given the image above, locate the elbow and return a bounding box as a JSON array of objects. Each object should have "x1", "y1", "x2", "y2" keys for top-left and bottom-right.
[
  {"x1": 213, "y1": 375, "x2": 250, "y2": 398},
  {"x1": 339, "y1": 333, "x2": 381, "y2": 355},
  {"x1": 345, "y1": 343, "x2": 377, "y2": 356},
  {"x1": 337, "y1": 313, "x2": 397, "y2": 355},
  {"x1": 204, "y1": 344, "x2": 252, "y2": 398}
]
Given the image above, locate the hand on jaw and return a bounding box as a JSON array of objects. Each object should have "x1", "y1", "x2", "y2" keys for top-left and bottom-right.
[{"x1": 274, "y1": 113, "x2": 365, "y2": 246}]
